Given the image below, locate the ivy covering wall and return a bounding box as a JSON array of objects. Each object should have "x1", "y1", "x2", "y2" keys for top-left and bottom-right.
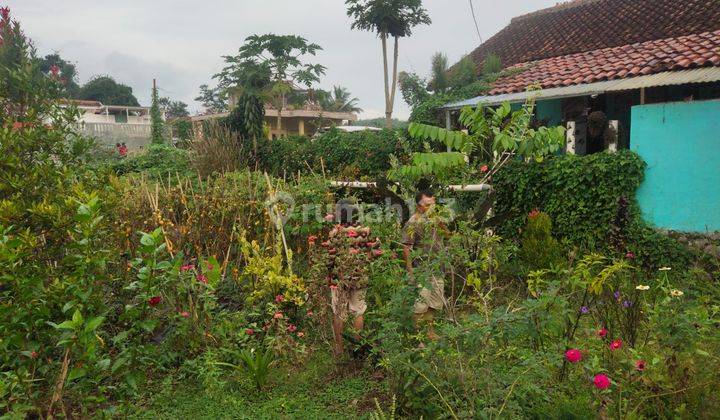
[{"x1": 494, "y1": 151, "x2": 691, "y2": 268}]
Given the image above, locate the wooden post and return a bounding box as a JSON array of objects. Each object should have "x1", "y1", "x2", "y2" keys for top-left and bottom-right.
[
  {"x1": 298, "y1": 119, "x2": 305, "y2": 136},
  {"x1": 640, "y1": 87, "x2": 646, "y2": 105}
]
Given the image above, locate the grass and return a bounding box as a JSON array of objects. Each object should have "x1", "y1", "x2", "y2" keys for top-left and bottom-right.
[{"x1": 125, "y1": 349, "x2": 389, "y2": 419}]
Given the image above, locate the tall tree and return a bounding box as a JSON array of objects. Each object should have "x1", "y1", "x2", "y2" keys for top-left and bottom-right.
[
  {"x1": 195, "y1": 84, "x2": 228, "y2": 114},
  {"x1": 215, "y1": 34, "x2": 326, "y2": 135},
  {"x1": 158, "y1": 97, "x2": 189, "y2": 119},
  {"x1": 150, "y1": 81, "x2": 165, "y2": 144},
  {"x1": 346, "y1": 0, "x2": 431, "y2": 128},
  {"x1": 37, "y1": 53, "x2": 81, "y2": 97},
  {"x1": 429, "y1": 52, "x2": 449, "y2": 93},
  {"x1": 79, "y1": 75, "x2": 140, "y2": 106}
]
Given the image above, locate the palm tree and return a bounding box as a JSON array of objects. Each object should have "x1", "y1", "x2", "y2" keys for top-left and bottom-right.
[{"x1": 319, "y1": 86, "x2": 362, "y2": 113}]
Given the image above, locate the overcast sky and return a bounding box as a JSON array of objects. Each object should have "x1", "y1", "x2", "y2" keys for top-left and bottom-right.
[{"x1": 7, "y1": 0, "x2": 557, "y2": 119}]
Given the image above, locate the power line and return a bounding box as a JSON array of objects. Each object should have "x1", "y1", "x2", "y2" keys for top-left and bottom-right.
[{"x1": 468, "y1": 0, "x2": 483, "y2": 44}]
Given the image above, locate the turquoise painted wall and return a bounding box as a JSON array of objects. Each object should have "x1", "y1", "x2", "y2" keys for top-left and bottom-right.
[
  {"x1": 536, "y1": 99, "x2": 563, "y2": 126},
  {"x1": 631, "y1": 99, "x2": 720, "y2": 232}
]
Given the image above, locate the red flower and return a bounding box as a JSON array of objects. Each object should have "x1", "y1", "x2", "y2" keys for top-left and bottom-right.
[
  {"x1": 329, "y1": 284, "x2": 338, "y2": 290},
  {"x1": 180, "y1": 264, "x2": 195, "y2": 272},
  {"x1": 372, "y1": 249, "x2": 384, "y2": 257},
  {"x1": 148, "y1": 296, "x2": 162, "y2": 307},
  {"x1": 306, "y1": 310, "x2": 314, "y2": 317},
  {"x1": 593, "y1": 373, "x2": 611, "y2": 389},
  {"x1": 49, "y1": 65, "x2": 60, "y2": 76},
  {"x1": 275, "y1": 294, "x2": 284, "y2": 303},
  {"x1": 30, "y1": 351, "x2": 38, "y2": 359},
  {"x1": 480, "y1": 165, "x2": 489, "y2": 173},
  {"x1": 598, "y1": 328, "x2": 608, "y2": 338},
  {"x1": 610, "y1": 339, "x2": 623, "y2": 351},
  {"x1": 320, "y1": 241, "x2": 330, "y2": 248},
  {"x1": 349, "y1": 248, "x2": 359, "y2": 255},
  {"x1": 625, "y1": 251, "x2": 635, "y2": 259},
  {"x1": 346, "y1": 230, "x2": 359, "y2": 238},
  {"x1": 528, "y1": 209, "x2": 541, "y2": 219},
  {"x1": 287, "y1": 324, "x2": 297, "y2": 333},
  {"x1": 635, "y1": 360, "x2": 646, "y2": 371},
  {"x1": 273, "y1": 312, "x2": 283, "y2": 319},
  {"x1": 1, "y1": 7, "x2": 10, "y2": 21},
  {"x1": 308, "y1": 235, "x2": 318, "y2": 245},
  {"x1": 179, "y1": 311, "x2": 190, "y2": 318},
  {"x1": 245, "y1": 328, "x2": 254, "y2": 335},
  {"x1": 207, "y1": 264, "x2": 214, "y2": 270},
  {"x1": 328, "y1": 248, "x2": 337, "y2": 255},
  {"x1": 196, "y1": 274, "x2": 208, "y2": 284},
  {"x1": 565, "y1": 348, "x2": 582, "y2": 363}
]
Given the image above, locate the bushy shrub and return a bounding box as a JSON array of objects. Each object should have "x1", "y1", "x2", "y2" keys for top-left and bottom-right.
[
  {"x1": 518, "y1": 210, "x2": 564, "y2": 270},
  {"x1": 493, "y1": 151, "x2": 691, "y2": 269},
  {"x1": 111, "y1": 144, "x2": 191, "y2": 179}
]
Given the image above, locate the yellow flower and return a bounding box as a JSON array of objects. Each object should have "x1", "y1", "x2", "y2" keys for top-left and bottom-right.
[
  {"x1": 635, "y1": 285, "x2": 650, "y2": 291},
  {"x1": 670, "y1": 289, "x2": 684, "y2": 297},
  {"x1": 659, "y1": 267, "x2": 672, "y2": 271}
]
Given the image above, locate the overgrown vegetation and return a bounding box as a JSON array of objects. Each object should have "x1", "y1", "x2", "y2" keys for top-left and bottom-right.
[{"x1": 2, "y1": 6, "x2": 719, "y2": 419}]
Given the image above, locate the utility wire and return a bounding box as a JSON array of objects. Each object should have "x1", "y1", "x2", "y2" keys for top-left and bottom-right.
[{"x1": 468, "y1": 0, "x2": 483, "y2": 44}]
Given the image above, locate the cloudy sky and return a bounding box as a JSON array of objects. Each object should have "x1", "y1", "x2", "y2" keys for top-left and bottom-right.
[{"x1": 7, "y1": 0, "x2": 557, "y2": 119}]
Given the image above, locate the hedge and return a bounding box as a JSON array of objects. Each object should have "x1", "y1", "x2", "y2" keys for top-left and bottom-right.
[{"x1": 493, "y1": 151, "x2": 690, "y2": 268}]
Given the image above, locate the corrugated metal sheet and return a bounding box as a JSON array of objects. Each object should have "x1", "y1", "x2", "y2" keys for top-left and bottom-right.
[{"x1": 443, "y1": 67, "x2": 720, "y2": 109}]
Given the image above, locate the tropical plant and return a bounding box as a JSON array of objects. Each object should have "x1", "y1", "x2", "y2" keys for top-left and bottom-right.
[
  {"x1": 317, "y1": 85, "x2": 362, "y2": 113},
  {"x1": 215, "y1": 34, "x2": 326, "y2": 134},
  {"x1": 214, "y1": 348, "x2": 275, "y2": 390},
  {"x1": 346, "y1": 0, "x2": 431, "y2": 128},
  {"x1": 159, "y1": 97, "x2": 190, "y2": 119}
]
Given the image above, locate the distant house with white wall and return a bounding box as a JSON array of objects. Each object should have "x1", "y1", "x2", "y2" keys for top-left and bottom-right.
[{"x1": 66, "y1": 99, "x2": 162, "y2": 149}]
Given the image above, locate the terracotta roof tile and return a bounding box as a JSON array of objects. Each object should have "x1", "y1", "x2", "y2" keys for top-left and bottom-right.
[
  {"x1": 488, "y1": 30, "x2": 720, "y2": 95},
  {"x1": 455, "y1": 0, "x2": 720, "y2": 71}
]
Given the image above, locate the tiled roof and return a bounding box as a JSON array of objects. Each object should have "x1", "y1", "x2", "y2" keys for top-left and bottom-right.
[
  {"x1": 489, "y1": 30, "x2": 720, "y2": 95},
  {"x1": 462, "y1": 0, "x2": 720, "y2": 69}
]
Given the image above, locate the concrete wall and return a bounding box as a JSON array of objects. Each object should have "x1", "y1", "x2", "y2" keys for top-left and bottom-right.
[
  {"x1": 631, "y1": 99, "x2": 720, "y2": 232},
  {"x1": 80, "y1": 123, "x2": 152, "y2": 150}
]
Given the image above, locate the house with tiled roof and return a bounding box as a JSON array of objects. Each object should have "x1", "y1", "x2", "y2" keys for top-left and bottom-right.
[{"x1": 444, "y1": 0, "x2": 720, "y2": 232}]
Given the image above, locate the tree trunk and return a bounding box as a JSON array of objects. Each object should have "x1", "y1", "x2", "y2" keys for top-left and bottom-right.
[
  {"x1": 389, "y1": 36, "x2": 399, "y2": 126},
  {"x1": 381, "y1": 32, "x2": 392, "y2": 129}
]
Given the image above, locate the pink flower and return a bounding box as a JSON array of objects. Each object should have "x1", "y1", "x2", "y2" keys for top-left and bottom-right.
[
  {"x1": 480, "y1": 165, "x2": 489, "y2": 173},
  {"x1": 346, "y1": 230, "x2": 359, "y2": 238},
  {"x1": 49, "y1": 65, "x2": 60, "y2": 76},
  {"x1": 245, "y1": 328, "x2": 254, "y2": 335},
  {"x1": 308, "y1": 235, "x2": 318, "y2": 245},
  {"x1": 273, "y1": 312, "x2": 283, "y2": 319},
  {"x1": 179, "y1": 311, "x2": 190, "y2": 318},
  {"x1": 320, "y1": 241, "x2": 330, "y2": 248},
  {"x1": 30, "y1": 351, "x2": 38, "y2": 359},
  {"x1": 625, "y1": 251, "x2": 635, "y2": 259},
  {"x1": 349, "y1": 248, "x2": 360, "y2": 255},
  {"x1": 148, "y1": 296, "x2": 162, "y2": 307},
  {"x1": 180, "y1": 264, "x2": 195, "y2": 272},
  {"x1": 306, "y1": 310, "x2": 314, "y2": 317},
  {"x1": 207, "y1": 264, "x2": 214, "y2": 270},
  {"x1": 528, "y1": 209, "x2": 541, "y2": 219},
  {"x1": 196, "y1": 274, "x2": 208, "y2": 284},
  {"x1": 610, "y1": 339, "x2": 623, "y2": 351},
  {"x1": 329, "y1": 284, "x2": 338, "y2": 290},
  {"x1": 565, "y1": 349, "x2": 582, "y2": 363},
  {"x1": 324, "y1": 213, "x2": 335, "y2": 222},
  {"x1": 635, "y1": 360, "x2": 646, "y2": 371},
  {"x1": 275, "y1": 294, "x2": 284, "y2": 303},
  {"x1": 1, "y1": 7, "x2": 10, "y2": 21},
  {"x1": 372, "y1": 249, "x2": 384, "y2": 257},
  {"x1": 328, "y1": 248, "x2": 337, "y2": 255},
  {"x1": 297, "y1": 331, "x2": 305, "y2": 338},
  {"x1": 598, "y1": 328, "x2": 608, "y2": 338},
  {"x1": 593, "y1": 373, "x2": 611, "y2": 389},
  {"x1": 287, "y1": 324, "x2": 297, "y2": 333}
]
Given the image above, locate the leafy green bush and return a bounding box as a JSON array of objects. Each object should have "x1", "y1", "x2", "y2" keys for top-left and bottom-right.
[
  {"x1": 493, "y1": 151, "x2": 691, "y2": 268},
  {"x1": 111, "y1": 144, "x2": 191, "y2": 179},
  {"x1": 519, "y1": 210, "x2": 564, "y2": 270}
]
